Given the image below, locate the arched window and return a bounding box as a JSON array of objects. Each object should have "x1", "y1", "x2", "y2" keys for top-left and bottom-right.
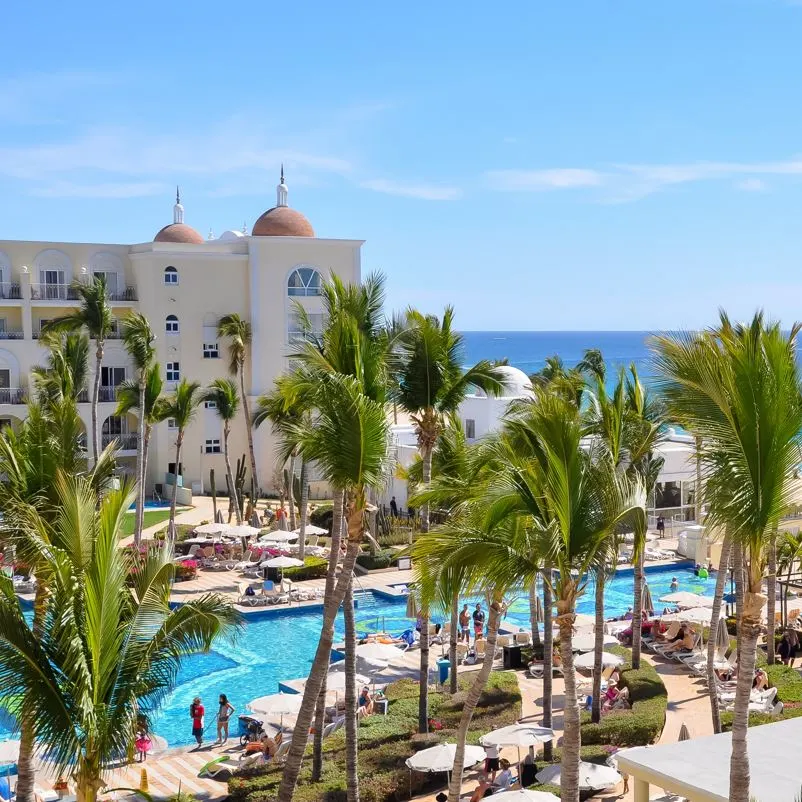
[
  {"x1": 166, "y1": 314, "x2": 179, "y2": 334},
  {"x1": 287, "y1": 267, "x2": 321, "y2": 297},
  {"x1": 164, "y1": 266, "x2": 178, "y2": 285}
]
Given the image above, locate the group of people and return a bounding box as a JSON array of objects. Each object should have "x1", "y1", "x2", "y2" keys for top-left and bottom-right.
[
  {"x1": 459, "y1": 603, "x2": 487, "y2": 642},
  {"x1": 188, "y1": 694, "x2": 236, "y2": 748}
]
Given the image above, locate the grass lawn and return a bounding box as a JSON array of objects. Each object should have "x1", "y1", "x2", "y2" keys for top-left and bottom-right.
[{"x1": 120, "y1": 508, "x2": 187, "y2": 537}]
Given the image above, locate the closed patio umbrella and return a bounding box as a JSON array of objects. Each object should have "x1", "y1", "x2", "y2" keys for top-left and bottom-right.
[
  {"x1": 642, "y1": 584, "x2": 655, "y2": 615},
  {"x1": 214, "y1": 509, "x2": 224, "y2": 524},
  {"x1": 678, "y1": 722, "x2": 690, "y2": 742},
  {"x1": 250, "y1": 511, "x2": 262, "y2": 528},
  {"x1": 715, "y1": 616, "x2": 730, "y2": 650},
  {"x1": 405, "y1": 591, "x2": 419, "y2": 619}
]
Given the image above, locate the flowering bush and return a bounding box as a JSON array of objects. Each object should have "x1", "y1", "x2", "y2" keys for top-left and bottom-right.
[{"x1": 175, "y1": 559, "x2": 199, "y2": 580}]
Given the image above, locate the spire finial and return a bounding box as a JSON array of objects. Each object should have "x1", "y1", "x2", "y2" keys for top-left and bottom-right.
[
  {"x1": 276, "y1": 165, "x2": 288, "y2": 207},
  {"x1": 176, "y1": 185, "x2": 180, "y2": 205},
  {"x1": 172, "y1": 188, "x2": 184, "y2": 225},
  {"x1": 280, "y1": 163, "x2": 285, "y2": 184}
]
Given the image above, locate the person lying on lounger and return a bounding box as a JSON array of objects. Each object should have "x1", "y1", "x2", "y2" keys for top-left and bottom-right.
[{"x1": 662, "y1": 624, "x2": 695, "y2": 654}]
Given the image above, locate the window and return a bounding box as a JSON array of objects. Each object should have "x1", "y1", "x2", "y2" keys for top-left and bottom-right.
[
  {"x1": 167, "y1": 418, "x2": 178, "y2": 430},
  {"x1": 103, "y1": 415, "x2": 127, "y2": 436},
  {"x1": 101, "y1": 367, "x2": 126, "y2": 387},
  {"x1": 204, "y1": 438, "x2": 222, "y2": 454},
  {"x1": 164, "y1": 266, "x2": 178, "y2": 285},
  {"x1": 204, "y1": 400, "x2": 217, "y2": 410},
  {"x1": 203, "y1": 343, "x2": 219, "y2": 359},
  {"x1": 166, "y1": 314, "x2": 179, "y2": 334},
  {"x1": 92, "y1": 271, "x2": 118, "y2": 294},
  {"x1": 288, "y1": 311, "x2": 325, "y2": 344},
  {"x1": 0, "y1": 319, "x2": 5, "y2": 334},
  {"x1": 287, "y1": 267, "x2": 322, "y2": 297},
  {"x1": 0, "y1": 370, "x2": 9, "y2": 389},
  {"x1": 465, "y1": 419, "x2": 476, "y2": 439},
  {"x1": 166, "y1": 362, "x2": 180, "y2": 382}
]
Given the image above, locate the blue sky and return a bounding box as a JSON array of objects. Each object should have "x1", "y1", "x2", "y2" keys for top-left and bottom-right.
[{"x1": 2, "y1": 0, "x2": 802, "y2": 330}]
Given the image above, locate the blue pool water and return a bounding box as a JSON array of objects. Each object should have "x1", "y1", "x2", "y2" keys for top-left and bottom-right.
[
  {"x1": 128, "y1": 500, "x2": 172, "y2": 510},
  {"x1": 0, "y1": 563, "x2": 708, "y2": 748}
]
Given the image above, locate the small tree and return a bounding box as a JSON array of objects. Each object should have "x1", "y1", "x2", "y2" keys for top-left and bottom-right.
[{"x1": 202, "y1": 379, "x2": 242, "y2": 525}]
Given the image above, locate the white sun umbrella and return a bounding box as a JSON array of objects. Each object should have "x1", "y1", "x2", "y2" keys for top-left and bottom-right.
[
  {"x1": 405, "y1": 742, "x2": 485, "y2": 773},
  {"x1": 261, "y1": 555, "x2": 304, "y2": 569},
  {"x1": 293, "y1": 524, "x2": 328, "y2": 536},
  {"x1": 574, "y1": 650, "x2": 625, "y2": 669},
  {"x1": 659, "y1": 591, "x2": 713, "y2": 609},
  {"x1": 572, "y1": 632, "x2": 619, "y2": 652},
  {"x1": 228, "y1": 524, "x2": 261, "y2": 538},
  {"x1": 260, "y1": 531, "x2": 299, "y2": 543},
  {"x1": 536, "y1": 760, "x2": 622, "y2": 791},
  {"x1": 491, "y1": 791, "x2": 561, "y2": 802},
  {"x1": 325, "y1": 670, "x2": 372, "y2": 692},
  {"x1": 356, "y1": 642, "x2": 408, "y2": 663},
  {"x1": 195, "y1": 522, "x2": 230, "y2": 536},
  {"x1": 661, "y1": 606, "x2": 720, "y2": 626},
  {"x1": 0, "y1": 740, "x2": 19, "y2": 765},
  {"x1": 246, "y1": 692, "x2": 303, "y2": 730},
  {"x1": 480, "y1": 723, "x2": 554, "y2": 768}
]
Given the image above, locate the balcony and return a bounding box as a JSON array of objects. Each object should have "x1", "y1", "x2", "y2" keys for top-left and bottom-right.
[
  {"x1": 31, "y1": 284, "x2": 79, "y2": 302},
  {"x1": 0, "y1": 284, "x2": 21, "y2": 300},
  {"x1": 0, "y1": 388, "x2": 26, "y2": 405},
  {"x1": 102, "y1": 432, "x2": 138, "y2": 451},
  {"x1": 0, "y1": 330, "x2": 23, "y2": 340},
  {"x1": 98, "y1": 386, "x2": 118, "y2": 403},
  {"x1": 77, "y1": 390, "x2": 89, "y2": 403},
  {"x1": 108, "y1": 287, "x2": 137, "y2": 302}
]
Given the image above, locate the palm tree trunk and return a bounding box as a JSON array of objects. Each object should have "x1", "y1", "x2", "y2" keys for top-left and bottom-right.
[
  {"x1": 631, "y1": 546, "x2": 645, "y2": 669},
  {"x1": 91, "y1": 342, "x2": 103, "y2": 464},
  {"x1": 728, "y1": 557, "x2": 765, "y2": 802},
  {"x1": 542, "y1": 563, "x2": 554, "y2": 762},
  {"x1": 734, "y1": 544, "x2": 744, "y2": 663},
  {"x1": 222, "y1": 423, "x2": 242, "y2": 525},
  {"x1": 312, "y1": 489, "x2": 344, "y2": 781},
  {"x1": 591, "y1": 574, "x2": 605, "y2": 723},
  {"x1": 529, "y1": 579, "x2": 541, "y2": 648},
  {"x1": 766, "y1": 527, "x2": 778, "y2": 665},
  {"x1": 446, "y1": 597, "x2": 503, "y2": 802},
  {"x1": 344, "y1": 576, "x2": 360, "y2": 802},
  {"x1": 287, "y1": 453, "x2": 297, "y2": 531},
  {"x1": 558, "y1": 602, "x2": 581, "y2": 802},
  {"x1": 298, "y1": 458, "x2": 308, "y2": 561},
  {"x1": 449, "y1": 592, "x2": 459, "y2": 694},
  {"x1": 708, "y1": 532, "x2": 732, "y2": 734},
  {"x1": 15, "y1": 584, "x2": 48, "y2": 802},
  {"x1": 169, "y1": 432, "x2": 183, "y2": 539},
  {"x1": 142, "y1": 423, "x2": 151, "y2": 513},
  {"x1": 133, "y1": 374, "x2": 146, "y2": 545},
  {"x1": 418, "y1": 604, "x2": 429, "y2": 734},
  {"x1": 277, "y1": 490, "x2": 364, "y2": 802},
  {"x1": 419, "y1": 434, "x2": 433, "y2": 534},
  {"x1": 239, "y1": 367, "x2": 259, "y2": 504}
]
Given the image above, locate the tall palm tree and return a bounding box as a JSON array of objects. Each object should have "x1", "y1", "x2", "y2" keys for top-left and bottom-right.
[
  {"x1": 160, "y1": 379, "x2": 203, "y2": 536},
  {"x1": 394, "y1": 307, "x2": 504, "y2": 731},
  {"x1": 32, "y1": 331, "x2": 90, "y2": 407},
  {"x1": 116, "y1": 364, "x2": 165, "y2": 512},
  {"x1": 0, "y1": 401, "x2": 117, "y2": 802},
  {"x1": 202, "y1": 378, "x2": 242, "y2": 525},
  {"x1": 121, "y1": 312, "x2": 156, "y2": 544},
  {"x1": 41, "y1": 276, "x2": 114, "y2": 464},
  {"x1": 217, "y1": 314, "x2": 259, "y2": 507},
  {"x1": 652, "y1": 312, "x2": 802, "y2": 802},
  {"x1": 0, "y1": 473, "x2": 239, "y2": 802},
  {"x1": 276, "y1": 373, "x2": 389, "y2": 802}
]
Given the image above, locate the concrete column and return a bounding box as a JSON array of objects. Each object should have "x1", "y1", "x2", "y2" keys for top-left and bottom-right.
[
  {"x1": 20, "y1": 269, "x2": 32, "y2": 340},
  {"x1": 633, "y1": 777, "x2": 649, "y2": 802}
]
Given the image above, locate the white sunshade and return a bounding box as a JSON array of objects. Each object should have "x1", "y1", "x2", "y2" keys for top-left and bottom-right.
[
  {"x1": 194, "y1": 523, "x2": 230, "y2": 535},
  {"x1": 536, "y1": 760, "x2": 622, "y2": 790},
  {"x1": 661, "y1": 606, "x2": 722, "y2": 625},
  {"x1": 573, "y1": 650, "x2": 625, "y2": 669},
  {"x1": 246, "y1": 692, "x2": 303, "y2": 718},
  {"x1": 261, "y1": 555, "x2": 305, "y2": 569},
  {"x1": 330, "y1": 656, "x2": 389, "y2": 676},
  {"x1": 325, "y1": 671, "x2": 372, "y2": 692},
  {"x1": 260, "y1": 531, "x2": 299, "y2": 543},
  {"x1": 0, "y1": 740, "x2": 19, "y2": 765},
  {"x1": 356, "y1": 642, "x2": 408, "y2": 663},
  {"x1": 480, "y1": 724, "x2": 554, "y2": 748},
  {"x1": 572, "y1": 632, "x2": 619, "y2": 652},
  {"x1": 405, "y1": 742, "x2": 485, "y2": 773},
  {"x1": 659, "y1": 591, "x2": 713, "y2": 609},
  {"x1": 227, "y1": 524, "x2": 262, "y2": 537},
  {"x1": 293, "y1": 524, "x2": 329, "y2": 536},
  {"x1": 491, "y1": 791, "x2": 561, "y2": 802}
]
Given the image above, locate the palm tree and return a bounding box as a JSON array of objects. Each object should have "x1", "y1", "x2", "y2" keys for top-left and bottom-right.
[
  {"x1": 41, "y1": 275, "x2": 114, "y2": 464},
  {"x1": 217, "y1": 314, "x2": 259, "y2": 507},
  {"x1": 121, "y1": 312, "x2": 156, "y2": 545},
  {"x1": 160, "y1": 379, "x2": 203, "y2": 536},
  {"x1": 116, "y1": 363, "x2": 165, "y2": 517},
  {"x1": 202, "y1": 378, "x2": 242, "y2": 525},
  {"x1": 32, "y1": 331, "x2": 90, "y2": 407},
  {"x1": 394, "y1": 306, "x2": 504, "y2": 731},
  {"x1": 0, "y1": 472, "x2": 239, "y2": 802},
  {"x1": 276, "y1": 373, "x2": 389, "y2": 802},
  {"x1": 652, "y1": 312, "x2": 802, "y2": 802}
]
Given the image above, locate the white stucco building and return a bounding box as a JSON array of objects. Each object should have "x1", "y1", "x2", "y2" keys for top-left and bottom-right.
[{"x1": 0, "y1": 172, "x2": 361, "y2": 498}]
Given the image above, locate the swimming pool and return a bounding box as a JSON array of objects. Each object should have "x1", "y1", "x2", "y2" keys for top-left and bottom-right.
[
  {"x1": 127, "y1": 500, "x2": 172, "y2": 510},
  {"x1": 0, "y1": 562, "x2": 707, "y2": 748}
]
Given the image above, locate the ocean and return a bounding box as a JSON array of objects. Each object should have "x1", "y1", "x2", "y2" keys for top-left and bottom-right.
[{"x1": 461, "y1": 331, "x2": 654, "y2": 379}]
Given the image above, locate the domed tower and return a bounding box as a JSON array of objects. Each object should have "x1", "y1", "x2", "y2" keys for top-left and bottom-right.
[
  {"x1": 252, "y1": 166, "x2": 315, "y2": 237},
  {"x1": 154, "y1": 188, "x2": 204, "y2": 244}
]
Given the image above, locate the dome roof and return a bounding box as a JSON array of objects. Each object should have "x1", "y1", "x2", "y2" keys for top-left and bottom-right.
[
  {"x1": 154, "y1": 222, "x2": 204, "y2": 245},
  {"x1": 252, "y1": 206, "x2": 314, "y2": 237},
  {"x1": 495, "y1": 365, "x2": 534, "y2": 398}
]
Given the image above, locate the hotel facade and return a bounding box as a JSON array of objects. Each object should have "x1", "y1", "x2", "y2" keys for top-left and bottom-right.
[{"x1": 0, "y1": 174, "x2": 362, "y2": 498}]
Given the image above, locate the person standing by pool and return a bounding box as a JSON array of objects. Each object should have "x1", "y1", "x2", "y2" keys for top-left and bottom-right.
[
  {"x1": 472, "y1": 603, "x2": 485, "y2": 642},
  {"x1": 670, "y1": 576, "x2": 679, "y2": 592},
  {"x1": 190, "y1": 696, "x2": 205, "y2": 746},
  {"x1": 215, "y1": 694, "x2": 235, "y2": 744},
  {"x1": 459, "y1": 604, "x2": 471, "y2": 642}
]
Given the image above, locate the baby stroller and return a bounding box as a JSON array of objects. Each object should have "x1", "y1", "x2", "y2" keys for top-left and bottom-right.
[{"x1": 238, "y1": 714, "x2": 266, "y2": 747}]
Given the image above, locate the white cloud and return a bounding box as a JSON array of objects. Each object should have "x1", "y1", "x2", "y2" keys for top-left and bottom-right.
[
  {"x1": 360, "y1": 178, "x2": 462, "y2": 200},
  {"x1": 486, "y1": 168, "x2": 604, "y2": 191},
  {"x1": 30, "y1": 181, "x2": 167, "y2": 199},
  {"x1": 735, "y1": 178, "x2": 768, "y2": 192}
]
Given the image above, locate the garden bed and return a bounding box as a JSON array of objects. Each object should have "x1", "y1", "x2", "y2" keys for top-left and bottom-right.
[{"x1": 721, "y1": 659, "x2": 802, "y2": 730}]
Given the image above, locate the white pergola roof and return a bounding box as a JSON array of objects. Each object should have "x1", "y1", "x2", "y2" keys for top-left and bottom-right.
[{"x1": 616, "y1": 716, "x2": 802, "y2": 802}]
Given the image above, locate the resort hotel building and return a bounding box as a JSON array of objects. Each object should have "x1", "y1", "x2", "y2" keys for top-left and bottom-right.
[{"x1": 0, "y1": 171, "x2": 362, "y2": 501}]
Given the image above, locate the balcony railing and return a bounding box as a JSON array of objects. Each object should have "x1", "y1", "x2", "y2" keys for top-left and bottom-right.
[
  {"x1": 77, "y1": 390, "x2": 89, "y2": 403},
  {"x1": 0, "y1": 283, "x2": 21, "y2": 300},
  {"x1": 0, "y1": 388, "x2": 26, "y2": 405},
  {"x1": 98, "y1": 386, "x2": 118, "y2": 402},
  {"x1": 108, "y1": 287, "x2": 137, "y2": 302},
  {"x1": 31, "y1": 284, "x2": 80, "y2": 301},
  {"x1": 102, "y1": 433, "x2": 138, "y2": 451},
  {"x1": 0, "y1": 330, "x2": 23, "y2": 340}
]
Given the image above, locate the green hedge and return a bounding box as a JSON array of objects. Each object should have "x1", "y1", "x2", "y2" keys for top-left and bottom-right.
[
  {"x1": 228, "y1": 671, "x2": 521, "y2": 802},
  {"x1": 580, "y1": 646, "x2": 667, "y2": 747},
  {"x1": 283, "y1": 556, "x2": 328, "y2": 581},
  {"x1": 720, "y1": 661, "x2": 802, "y2": 731},
  {"x1": 356, "y1": 550, "x2": 397, "y2": 570},
  {"x1": 310, "y1": 504, "x2": 333, "y2": 531}
]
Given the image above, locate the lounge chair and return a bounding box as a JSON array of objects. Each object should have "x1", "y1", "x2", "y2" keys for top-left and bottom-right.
[
  {"x1": 514, "y1": 631, "x2": 531, "y2": 647},
  {"x1": 496, "y1": 634, "x2": 512, "y2": 648},
  {"x1": 475, "y1": 639, "x2": 487, "y2": 658},
  {"x1": 527, "y1": 662, "x2": 564, "y2": 679},
  {"x1": 456, "y1": 642, "x2": 469, "y2": 661}
]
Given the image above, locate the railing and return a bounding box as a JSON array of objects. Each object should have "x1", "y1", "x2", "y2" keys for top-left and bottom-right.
[
  {"x1": 0, "y1": 330, "x2": 23, "y2": 340},
  {"x1": 108, "y1": 287, "x2": 137, "y2": 302},
  {"x1": 98, "y1": 386, "x2": 118, "y2": 402},
  {"x1": 0, "y1": 283, "x2": 21, "y2": 300},
  {"x1": 77, "y1": 390, "x2": 89, "y2": 403},
  {"x1": 102, "y1": 433, "x2": 138, "y2": 450},
  {"x1": 0, "y1": 388, "x2": 25, "y2": 405},
  {"x1": 31, "y1": 284, "x2": 79, "y2": 301}
]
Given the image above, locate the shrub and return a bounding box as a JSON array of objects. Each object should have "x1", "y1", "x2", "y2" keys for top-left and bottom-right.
[
  {"x1": 721, "y1": 705, "x2": 802, "y2": 730},
  {"x1": 310, "y1": 504, "x2": 333, "y2": 531},
  {"x1": 378, "y1": 529, "x2": 415, "y2": 547},
  {"x1": 283, "y1": 556, "x2": 328, "y2": 581},
  {"x1": 766, "y1": 664, "x2": 802, "y2": 703},
  {"x1": 356, "y1": 550, "x2": 397, "y2": 570},
  {"x1": 174, "y1": 559, "x2": 199, "y2": 580},
  {"x1": 580, "y1": 646, "x2": 667, "y2": 747}
]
